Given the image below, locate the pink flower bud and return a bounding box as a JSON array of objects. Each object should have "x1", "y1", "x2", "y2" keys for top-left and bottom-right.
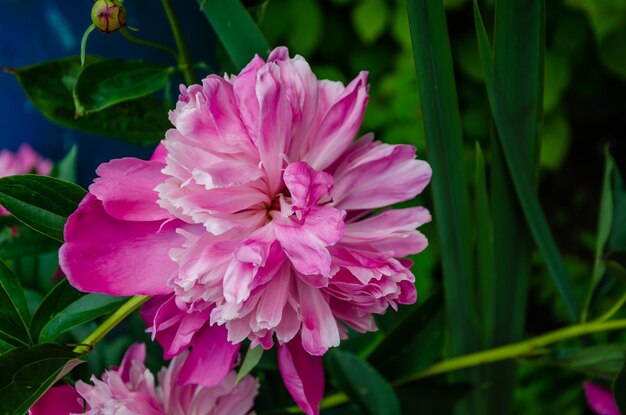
[{"x1": 90, "y1": 0, "x2": 126, "y2": 33}]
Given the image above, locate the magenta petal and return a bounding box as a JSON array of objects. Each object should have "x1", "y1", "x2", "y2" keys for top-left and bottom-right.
[
  {"x1": 283, "y1": 161, "x2": 333, "y2": 211},
  {"x1": 177, "y1": 324, "x2": 241, "y2": 388},
  {"x1": 29, "y1": 385, "x2": 83, "y2": 415},
  {"x1": 274, "y1": 205, "x2": 345, "y2": 276},
  {"x1": 150, "y1": 143, "x2": 167, "y2": 162},
  {"x1": 584, "y1": 382, "x2": 621, "y2": 415},
  {"x1": 60, "y1": 194, "x2": 184, "y2": 295},
  {"x1": 278, "y1": 336, "x2": 324, "y2": 415},
  {"x1": 90, "y1": 158, "x2": 170, "y2": 222}
]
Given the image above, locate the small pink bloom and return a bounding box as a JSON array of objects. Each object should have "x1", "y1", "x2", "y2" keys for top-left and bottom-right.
[
  {"x1": 0, "y1": 144, "x2": 52, "y2": 215},
  {"x1": 31, "y1": 343, "x2": 259, "y2": 415},
  {"x1": 61, "y1": 47, "x2": 432, "y2": 414},
  {"x1": 584, "y1": 382, "x2": 622, "y2": 415}
]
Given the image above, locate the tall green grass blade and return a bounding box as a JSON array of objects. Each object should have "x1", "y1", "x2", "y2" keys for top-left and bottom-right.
[
  {"x1": 197, "y1": 0, "x2": 270, "y2": 70},
  {"x1": 473, "y1": 1, "x2": 580, "y2": 321},
  {"x1": 474, "y1": 143, "x2": 494, "y2": 347},
  {"x1": 582, "y1": 151, "x2": 616, "y2": 322},
  {"x1": 486, "y1": 1, "x2": 544, "y2": 412},
  {"x1": 406, "y1": 0, "x2": 476, "y2": 358}
]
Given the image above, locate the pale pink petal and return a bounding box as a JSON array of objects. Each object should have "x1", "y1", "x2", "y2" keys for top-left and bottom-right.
[
  {"x1": 256, "y1": 63, "x2": 293, "y2": 195},
  {"x1": 342, "y1": 207, "x2": 431, "y2": 256},
  {"x1": 584, "y1": 382, "x2": 621, "y2": 415},
  {"x1": 283, "y1": 161, "x2": 333, "y2": 212},
  {"x1": 296, "y1": 278, "x2": 340, "y2": 355},
  {"x1": 274, "y1": 205, "x2": 345, "y2": 276},
  {"x1": 90, "y1": 158, "x2": 170, "y2": 222},
  {"x1": 211, "y1": 374, "x2": 259, "y2": 415},
  {"x1": 233, "y1": 55, "x2": 266, "y2": 140},
  {"x1": 333, "y1": 140, "x2": 432, "y2": 210},
  {"x1": 29, "y1": 385, "x2": 83, "y2": 415},
  {"x1": 278, "y1": 336, "x2": 324, "y2": 415},
  {"x1": 60, "y1": 194, "x2": 183, "y2": 295},
  {"x1": 118, "y1": 343, "x2": 146, "y2": 383},
  {"x1": 255, "y1": 263, "x2": 291, "y2": 330},
  {"x1": 177, "y1": 324, "x2": 241, "y2": 387},
  {"x1": 303, "y1": 72, "x2": 369, "y2": 170}
]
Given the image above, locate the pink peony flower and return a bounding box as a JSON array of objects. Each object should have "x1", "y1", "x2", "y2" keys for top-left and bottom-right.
[
  {"x1": 60, "y1": 47, "x2": 431, "y2": 414},
  {"x1": 584, "y1": 382, "x2": 622, "y2": 415},
  {"x1": 30, "y1": 343, "x2": 259, "y2": 415},
  {"x1": 0, "y1": 144, "x2": 52, "y2": 215}
]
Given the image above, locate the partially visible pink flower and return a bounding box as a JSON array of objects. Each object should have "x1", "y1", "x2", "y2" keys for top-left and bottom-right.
[
  {"x1": 61, "y1": 47, "x2": 431, "y2": 414},
  {"x1": 31, "y1": 343, "x2": 259, "y2": 415},
  {"x1": 0, "y1": 144, "x2": 52, "y2": 215},
  {"x1": 29, "y1": 384, "x2": 84, "y2": 415},
  {"x1": 584, "y1": 382, "x2": 621, "y2": 415}
]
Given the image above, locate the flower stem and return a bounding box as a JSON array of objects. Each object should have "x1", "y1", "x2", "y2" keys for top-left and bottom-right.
[
  {"x1": 282, "y1": 318, "x2": 626, "y2": 413},
  {"x1": 595, "y1": 290, "x2": 626, "y2": 323},
  {"x1": 73, "y1": 295, "x2": 149, "y2": 355},
  {"x1": 161, "y1": 0, "x2": 195, "y2": 85}
]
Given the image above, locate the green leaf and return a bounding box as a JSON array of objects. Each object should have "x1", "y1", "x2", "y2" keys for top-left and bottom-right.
[
  {"x1": 0, "y1": 343, "x2": 83, "y2": 415},
  {"x1": 0, "y1": 175, "x2": 86, "y2": 242},
  {"x1": 30, "y1": 279, "x2": 83, "y2": 343},
  {"x1": 406, "y1": 0, "x2": 476, "y2": 357},
  {"x1": 236, "y1": 345, "x2": 264, "y2": 384},
  {"x1": 73, "y1": 59, "x2": 173, "y2": 116},
  {"x1": 13, "y1": 56, "x2": 170, "y2": 145},
  {"x1": 328, "y1": 349, "x2": 401, "y2": 415},
  {"x1": 557, "y1": 344, "x2": 626, "y2": 379},
  {"x1": 473, "y1": 1, "x2": 580, "y2": 321},
  {"x1": 615, "y1": 353, "x2": 626, "y2": 413},
  {"x1": 352, "y1": 0, "x2": 388, "y2": 44},
  {"x1": 367, "y1": 292, "x2": 443, "y2": 366},
  {"x1": 0, "y1": 260, "x2": 31, "y2": 347},
  {"x1": 0, "y1": 226, "x2": 61, "y2": 258},
  {"x1": 50, "y1": 145, "x2": 78, "y2": 183},
  {"x1": 197, "y1": 0, "x2": 270, "y2": 70},
  {"x1": 583, "y1": 150, "x2": 617, "y2": 321},
  {"x1": 38, "y1": 294, "x2": 128, "y2": 343}
]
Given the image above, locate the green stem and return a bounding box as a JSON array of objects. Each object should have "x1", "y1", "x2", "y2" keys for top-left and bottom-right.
[
  {"x1": 73, "y1": 295, "x2": 149, "y2": 355},
  {"x1": 80, "y1": 24, "x2": 96, "y2": 67},
  {"x1": 161, "y1": 0, "x2": 195, "y2": 85},
  {"x1": 595, "y1": 291, "x2": 626, "y2": 323},
  {"x1": 120, "y1": 28, "x2": 178, "y2": 60},
  {"x1": 281, "y1": 318, "x2": 626, "y2": 413}
]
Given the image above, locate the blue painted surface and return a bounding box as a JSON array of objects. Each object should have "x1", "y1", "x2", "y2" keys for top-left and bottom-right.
[{"x1": 0, "y1": 0, "x2": 215, "y2": 185}]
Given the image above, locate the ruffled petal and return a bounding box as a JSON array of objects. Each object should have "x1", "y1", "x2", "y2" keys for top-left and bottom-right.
[
  {"x1": 274, "y1": 206, "x2": 345, "y2": 276},
  {"x1": 283, "y1": 161, "x2": 333, "y2": 212},
  {"x1": 333, "y1": 140, "x2": 432, "y2": 210},
  {"x1": 118, "y1": 343, "x2": 146, "y2": 383},
  {"x1": 303, "y1": 72, "x2": 369, "y2": 170},
  {"x1": 90, "y1": 158, "x2": 170, "y2": 222},
  {"x1": 278, "y1": 335, "x2": 324, "y2": 415},
  {"x1": 177, "y1": 324, "x2": 241, "y2": 388},
  {"x1": 60, "y1": 194, "x2": 183, "y2": 295},
  {"x1": 296, "y1": 278, "x2": 340, "y2": 355}
]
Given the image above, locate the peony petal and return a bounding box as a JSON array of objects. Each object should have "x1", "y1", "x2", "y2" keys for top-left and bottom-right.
[
  {"x1": 333, "y1": 140, "x2": 432, "y2": 210},
  {"x1": 90, "y1": 158, "x2": 170, "y2": 222},
  {"x1": 177, "y1": 324, "x2": 241, "y2": 388},
  {"x1": 274, "y1": 205, "x2": 345, "y2": 276},
  {"x1": 29, "y1": 385, "x2": 84, "y2": 415},
  {"x1": 60, "y1": 194, "x2": 184, "y2": 295},
  {"x1": 233, "y1": 54, "x2": 266, "y2": 141},
  {"x1": 303, "y1": 72, "x2": 369, "y2": 170},
  {"x1": 256, "y1": 63, "x2": 293, "y2": 196},
  {"x1": 278, "y1": 335, "x2": 324, "y2": 415},
  {"x1": 342, "y1": 207, "x2": 431, "y2": 257},
  {"x1": 150, "y1": 143, "x2": 167, "y2": 162},
  {"x1": 584, "y1": 382, "x2": 621, "y2": 415},
  {"x1": 283, "y1": 161, "x2": 333, "y2": 212},
  {"x1": 118, "y1": 343, "x2": 146, "y2": 383},
  {"x1": 255, "y1": 263, "x2": 291, "y2": 330},
  {"x1": 296, "y1": 278, "x2": 340, "y2": 355}
]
